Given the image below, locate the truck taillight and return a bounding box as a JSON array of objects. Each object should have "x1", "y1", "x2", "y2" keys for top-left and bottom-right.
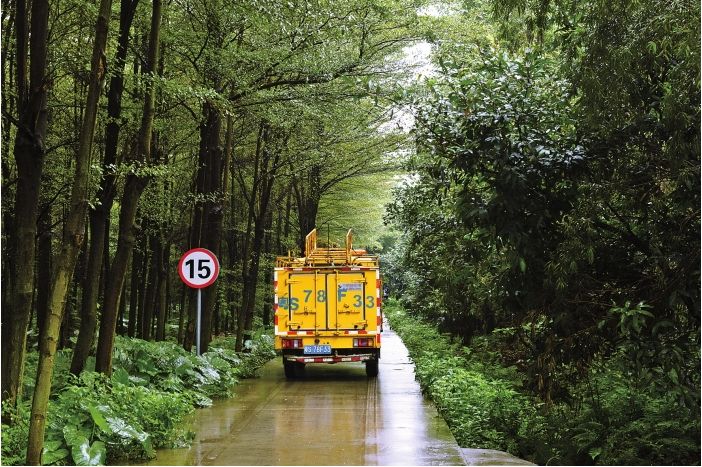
[
  {"x1": 282, "y1": 339, "x2": 303, "y2": 349},
  {"x1": 353, "y1": 338, "x2": 373, "y2": 347}
]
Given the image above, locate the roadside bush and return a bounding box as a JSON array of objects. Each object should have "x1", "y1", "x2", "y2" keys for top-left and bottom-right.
[
  {"x1": 386, "y1": 301, "x2": 541, "y2": 455},
  {"x1": 384, "y1": 299, "x2": 700, "y2": 465},
  {"x1": 2, "y1": 334, "x2": 275, "y2": 465},
  {"x1": 1, "y1": 402, "x2": 30, "y2": 466}
]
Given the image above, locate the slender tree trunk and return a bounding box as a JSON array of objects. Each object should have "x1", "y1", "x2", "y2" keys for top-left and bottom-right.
[
  {"x1": 36, "y1": 204, "x2": 52, "y2": 344},
  {"x1": 70, "y1": 211, "x2": 102, "y2": 373},
  {"x1": 155, "y1": 241, "x2": 169, "y2": 340},
  {"x1": 70, "y1": 0, "x2": 139, "y2": 375},
  {"x1": 142, "y1": 234, "x2": 161, "y2": 340},
  {"x1": 1, "y1": 0, "x2": 49, "y2": 409},
  {"x1": 177, "y1": 283, "x2": 186, "y2": 344},
  {"x1": 128, "y1": 250, "x2": 140, "y2": 337},
  {"x1": 118, "y1": 281, "x2": 127, "y2": 335},
  {"x1": 261, "y1": 208, "x2": 273, "y2": 327},
  {"x1": 136, "y1": 240, "x2": 150, "y2": 338},
  {"x1": 26, "y1": 0, "x2": 111, "y2": 457},
  {"x1": 235, "y1": 123, "x2": 265, "y2": 351},
  {"x1": 241, "y1": 126, "x2": 280, "y2": 343},
  {"x1": 284, "y1": 183, "x2": 292, "y2": 247},
  {"x1": 95, "y1": 0, "x2": 162, "y2": 374},
  {"x1": 291, "y1": 165, "x2": 322, "y2": 253}
]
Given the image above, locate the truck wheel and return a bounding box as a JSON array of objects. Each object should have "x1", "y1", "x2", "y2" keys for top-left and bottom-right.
[
  {"x1": 365, "y1": 359, "x2": 379, "y2": 377},
  {"x1": 283, "y1": 359, "x2": 296, "y2": 379},
  {"x1": 294, "y1": 362, "x2": 306, "y2": 378}
]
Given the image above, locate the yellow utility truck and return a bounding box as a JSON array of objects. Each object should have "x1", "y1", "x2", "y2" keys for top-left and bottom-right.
[{"x1": 274, "y1": 229, "x2": 382, "y2": 378}]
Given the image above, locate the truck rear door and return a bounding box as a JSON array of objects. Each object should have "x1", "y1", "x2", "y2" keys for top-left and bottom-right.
[
  {"x1": 333, "y1": 271, "x2": 373, "y2": 331},
  {"x1": 283, "y1": 272, "x2": 327, "y2": 331},
  {"x1": 278, "y1": 269, "x2": 378, "y2": 333}
]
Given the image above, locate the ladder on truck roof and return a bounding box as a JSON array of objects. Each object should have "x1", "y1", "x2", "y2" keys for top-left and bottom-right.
[{"x1": 276, "y1": 229, "x2": 379, "y2": 268}]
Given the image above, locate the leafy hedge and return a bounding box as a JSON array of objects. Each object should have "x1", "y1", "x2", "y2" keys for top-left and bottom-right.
[
  {"x1": 2, "y1": 335, "x2": 275, "y2": 465},
  {"x1": 385, "y1": 300, "x2": 700, "y2": 465}
]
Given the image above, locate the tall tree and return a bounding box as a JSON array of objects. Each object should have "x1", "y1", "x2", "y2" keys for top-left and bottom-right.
[
  {"x1": 1, "y1": 0, "x2": 50, "y2": 410},
  {"x1": 95, "y1": 0, "x2": 163, "y2": 375},
  {"x1": 70, "y1": 0, "x2": 141, "y2": 375},
  {"x1": 25, "y1": 0, "x2": 113, "y2": 458}
]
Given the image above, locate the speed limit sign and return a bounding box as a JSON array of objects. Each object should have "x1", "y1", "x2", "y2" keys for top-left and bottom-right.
[
  {"x1": 178, "y1": 248, "x2": 219, "y2": 356},
  {"x1": 178, "y1": 248, "x2": 219, "y2": 288}
]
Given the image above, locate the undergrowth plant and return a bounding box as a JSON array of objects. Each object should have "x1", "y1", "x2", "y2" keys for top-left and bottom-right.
[
  {"x1": 2, "y1": 334, "x2": 275, "y2": 465},
  {"x1": 385, "y1": 299, "x2": 700, "y2": 465}
]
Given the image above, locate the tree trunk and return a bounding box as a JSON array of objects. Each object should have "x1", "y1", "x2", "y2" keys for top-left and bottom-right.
[
  {"x1": 292, "y1": 164, "x2": 321, "y2": 253},
  {"x1": 235, "y1": 123, "x2": 265, "y2": 351},
  {"x1": 128, "y1": 249, "x2": 140, "y2": 337},
  {"x1": 118, "y1": 280, "x2": 127, "y2": 335},
  {"x1": 142, "y1": 234, "x2": 159, "y2": 340},
  {"x1": 1, "y1": 0, "x2": 49, "y2": 410},
  {"x1": 26, "y1": 0, "x2": 111, "y2": 458},
  {"x1": 155, "y1": 241, "x2": 169, "y2": 340},
  {"x1": 240, "y1": 124, "x2": 280, "y2": 346},
  {"x1": 70, "y1": 0, "x2": 139, "y2": 376},
  {"x1": 136, "y1": 238, "x2": 150, "y2": 338},
  {"x1": 95, "y1": 0, "x2": 162, "y2": 374},
  {"x1": 187, "y1": 99, "x2": 222, "y2": 353},
  {"x1": 177, "y1": 283, "x2": 186, "y2": 344},
  {"x1": 261, "y1": 208, "x2": 273, "y2": 328},
  {"x1": 36, "y1": 203, "x2": 53, "y2": 345}
]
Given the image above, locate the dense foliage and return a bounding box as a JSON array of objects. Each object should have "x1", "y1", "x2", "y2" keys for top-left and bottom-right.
[
  {"x1": 386, "y1": 301, "x2": 700, "y2": 465},
  {"x1": 384, "y1": 0, "x2": 699, "y2": 463},
  {"x1": 2, "y1": 0, "x2": 416, "y2": 458},
  {"x1": 1, "y1": 335, "x2": 275, "y2": 465},
  {"x1": 387, "y1": 0, "x2": 699, "y2": 410}
]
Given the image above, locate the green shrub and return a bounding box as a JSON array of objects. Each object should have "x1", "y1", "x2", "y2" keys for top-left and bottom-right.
[
  {"x1": 384, "y1": 300, "x2": 700, "y2": 465},
  {"x1": 2, "y1": 334, "x2": 276, "y2": 465},
  {"x1": 1, "y1": 402, "x2": 31, "y2": 465}
]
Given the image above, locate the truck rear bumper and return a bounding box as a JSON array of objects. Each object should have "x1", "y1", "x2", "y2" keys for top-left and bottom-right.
[{"x1": 284, "y1": 354, "x2": 374, "y2": 364}]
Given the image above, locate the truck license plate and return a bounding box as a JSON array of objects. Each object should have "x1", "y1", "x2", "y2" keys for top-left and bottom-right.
[{"x1": 304, "y1": 345, "x2": 331, "y2": 355}]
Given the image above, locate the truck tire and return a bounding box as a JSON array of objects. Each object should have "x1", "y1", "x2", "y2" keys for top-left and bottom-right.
[
  {"x1": 294, "y1": 362, "x2": 306, "y2": 378},
  {"x1": 283, "y1": 359, "x2": 296, "y2": 379},
  {"x1": 365, "y1": 359, "x2": 379, "y2": 377}
]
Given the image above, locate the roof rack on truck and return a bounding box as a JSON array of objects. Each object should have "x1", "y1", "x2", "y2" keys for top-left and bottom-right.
[{"x1": 275, "y1": 228, "x2": 379, "y2": 268}]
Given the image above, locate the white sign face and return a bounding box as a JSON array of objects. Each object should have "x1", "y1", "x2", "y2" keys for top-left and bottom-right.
[{"x1": 178, "y1": 248, "x2": 219, "y2": 288}]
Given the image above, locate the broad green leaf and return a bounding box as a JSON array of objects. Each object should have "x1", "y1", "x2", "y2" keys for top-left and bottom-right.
[
  {"x1": 42, "y1": 440, "x2": 70, "y2": 465},
  {"x1": 72, "y1": 439, "x2": 106, "y2": 466},
  {"x1": 111, "y1": 367, "x2": 130, "y2": 386},
  {"x1": 106, "y1": 416, "x2": 148, "y2": 442},
  {"x1": 588, "y1": 447, "x2": 602, "y2": 460},
  {"x1": 88, "y1": 405, "x2": 112, "y2": 434},
  {"x1": 63, "y1": 424, "x2": 92, "y2": 447}
]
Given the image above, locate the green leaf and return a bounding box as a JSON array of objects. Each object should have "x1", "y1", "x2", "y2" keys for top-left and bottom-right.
[
  {"x1": 518, "y1": 257, "x2": 526, "y2": 273},
  {"x1": 88, "y1": 405, "x2": 112, "y2": 434},
  {"x1": 42, "y1": 440, "x2": 70, "y2": 465},
  {"x1": 111, "y1": 367, "x2": 130, "y2": 386},
  {"x1": 106, "y1": 415, "x2": 148, "y2": 442},
  {"x1": 72, "y1": 439, "x2": 106, "y2": 466},
  {"x1": 63, "y1": 424, "x2": 92, "y2": 447},
  {"x1": 588, "y1": 447, "x2": 602, "y2": 460},
  {"x1": 142, "y1": 435, "x2": 155, "y2": 458}
]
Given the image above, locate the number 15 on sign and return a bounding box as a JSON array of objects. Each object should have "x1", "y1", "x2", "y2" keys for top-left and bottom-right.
[{"x1": 178, "y1": 248, "x2": 219, "y2": 355}]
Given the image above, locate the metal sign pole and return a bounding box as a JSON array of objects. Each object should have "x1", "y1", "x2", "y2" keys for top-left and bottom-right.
[{"x1": 196, "y1": 288, "x2": 202, "y2": 356}]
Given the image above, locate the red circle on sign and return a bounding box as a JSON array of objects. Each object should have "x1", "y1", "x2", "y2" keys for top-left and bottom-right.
[{"x1": 178, "y1": 248, "x2": 220, "y2": 288}]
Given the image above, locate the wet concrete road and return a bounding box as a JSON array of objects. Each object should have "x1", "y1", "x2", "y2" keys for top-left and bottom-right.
[{"x1": 147, "y1": 326, "x2": 466, "y2": 465}]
